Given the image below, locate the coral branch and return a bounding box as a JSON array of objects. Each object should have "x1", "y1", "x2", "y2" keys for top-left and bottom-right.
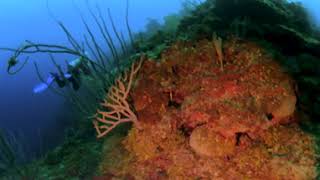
[
  {"x1": 212, "y1": 32, "x2": 224, "y2": 71},
  {"x1": 93, "y1": 57, "x2": 143, "y2": 138}
]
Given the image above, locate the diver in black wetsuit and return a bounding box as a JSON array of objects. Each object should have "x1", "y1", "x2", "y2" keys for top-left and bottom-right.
[
  {"x1": 54, "y1": 56, "x2": 92, "y2": 91},
  {"x1": 32, "y1": 56, "x2": 92, "y2": 94}
]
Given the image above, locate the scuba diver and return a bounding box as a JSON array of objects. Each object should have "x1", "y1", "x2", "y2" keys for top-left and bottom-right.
[{"x1": 33, "y1": 56, "x2": 91, "y2": 94}]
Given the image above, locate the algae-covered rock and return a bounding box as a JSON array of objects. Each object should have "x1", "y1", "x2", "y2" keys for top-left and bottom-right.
[
  {"x1": 189, "y1": 125, "x2": 235, "y2": 157},
  {"x1": 268, "y1": 95, "x2": 297, "y2": 123},
  {"x1": 178, "y1": 0, "x2": 320, "y2": 57},
  {"x1": 93, "y1": 1, "x2": 320, "y2": 178},
  {"x1": 98, "y1": 38, "x2": 317, "y2": 179},
  {"x1": 214, "y1": 0, "x2": 292, "y2": 24}
]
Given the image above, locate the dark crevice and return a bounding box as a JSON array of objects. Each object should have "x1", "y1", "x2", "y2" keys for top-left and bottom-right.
[
  {"x1": 178, "y1": 125, "x2": 193, "y2": 137},
  {"x1": 235, "y1": 132, "x2": 253, "y2": 146},
  {"x1": 266, "y1": 113, "x2": 274, "y2": 121},
  {"x1": 168, "y1": 100, "x2": 181, "y2": 108},
  {"x1": 172, "y1": 65, "x2": 179, "y2": 77},
  {"x1": 235, "y1": 132, "x2": 242, "y2": 146}
]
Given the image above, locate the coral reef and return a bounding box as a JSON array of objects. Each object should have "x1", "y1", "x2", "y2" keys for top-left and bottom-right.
[
  {"x1": 177, "y1": 0, "x2": 320, "y2": 125},
  {"x1": 1, "y1": 0, "x2": 319, "y2": 179},
  {"x1": 98, "y1": 38, "x2": 317, "y2": 179}
]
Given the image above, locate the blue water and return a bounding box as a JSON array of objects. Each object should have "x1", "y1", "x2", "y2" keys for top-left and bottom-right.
[
  {"x1": 290, "y1": 0, "x2": 320, "y2": 27},
  {"x1": 0, "y1": 0, "x2": 319, "y2": 161}
]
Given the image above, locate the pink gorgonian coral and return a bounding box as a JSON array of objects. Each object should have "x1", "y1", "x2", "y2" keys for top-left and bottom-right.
[{"x1": 93, "y1": 58, "x2": 143, "y2": 138}]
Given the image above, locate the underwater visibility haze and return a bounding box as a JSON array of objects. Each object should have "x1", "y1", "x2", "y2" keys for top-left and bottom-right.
[
  {"x1": 0, "y1": 0, "x2": 320, "y2": 179},
  {"x1": 0, "y1": 0, "x2": 183, "y2": 161}
]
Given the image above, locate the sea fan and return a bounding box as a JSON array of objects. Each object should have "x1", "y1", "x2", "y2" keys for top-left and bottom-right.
[{"x1": 93, "y1": 57, "x2": 143, "y2": 138}]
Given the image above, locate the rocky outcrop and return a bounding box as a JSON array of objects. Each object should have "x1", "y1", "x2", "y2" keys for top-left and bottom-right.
[{"x1": 99, "y1": 39, "x2": 317, "y2": 179}]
